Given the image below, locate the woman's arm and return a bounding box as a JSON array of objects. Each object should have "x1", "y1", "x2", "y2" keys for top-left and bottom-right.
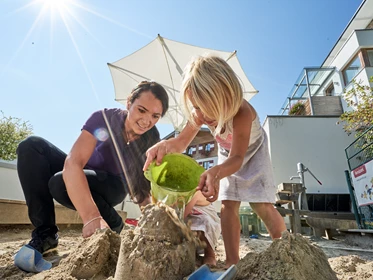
[{"x1": 62, "y1": 130, "x2": 109, "y2": 237}]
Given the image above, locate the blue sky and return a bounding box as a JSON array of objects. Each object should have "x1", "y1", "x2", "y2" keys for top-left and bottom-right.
[{"x1": 1, "y1": 0, "x2": 362, "y2": 153}]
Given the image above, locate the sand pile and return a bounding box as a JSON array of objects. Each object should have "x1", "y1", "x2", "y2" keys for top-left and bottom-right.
[
  {"x1": 235, "y1": 231, "x2": 338, "y2": 280},
  {"x1": 30, "y1": 228, "x2": 121, "y2": 280},
  {"x1": 1, "y1": 224, "x2": 373, "y2": 279},
  {"x1": 0, "y1": 203, "x2": 198, "y2": 280},
  {"x1": 329, "y1": 255, "x2": 373, "y2": 280},
  {"x1": 114, "y1": 203, "x2": 198, "y2": 280}
]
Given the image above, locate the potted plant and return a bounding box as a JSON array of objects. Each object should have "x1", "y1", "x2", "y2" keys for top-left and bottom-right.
[{"x1": 289, "y1": 102, "x2": 306, "y2": 116}]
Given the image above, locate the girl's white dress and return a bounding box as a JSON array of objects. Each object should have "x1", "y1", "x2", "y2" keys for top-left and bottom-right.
[
  {"x1": 186, "y1": 204, "x2": 221, "y2": 250},
  {"x1": 208, "y1": 110, "x2": 276, "y2": 203}
]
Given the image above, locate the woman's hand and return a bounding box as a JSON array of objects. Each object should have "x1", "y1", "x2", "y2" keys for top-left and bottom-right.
[
  {"x1": 196, "y1": 167, "x2": 221, "y2": 202},
  {"x1": 82, "y1": 216, "x2": 109, "y2": 238},
  {"x1": 143, "y1": 140, "x2": 174, "y2": 171}
]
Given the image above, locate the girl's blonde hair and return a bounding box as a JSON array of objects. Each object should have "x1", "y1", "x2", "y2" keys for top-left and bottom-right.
[{"x1": 182, "y1": 55, "x2": 243, "y2": 134}]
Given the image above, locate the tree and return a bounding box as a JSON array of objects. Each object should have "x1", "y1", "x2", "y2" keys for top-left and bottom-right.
[
  {"x1": 0, "y1": 112, "x2": 33, "y2": 161},
  {"x1": 339, "y1": 77, "x2": 373, "y2": 166},
  {"x1": 339, "y1": 77, "x2": 373, "y2": 137}
]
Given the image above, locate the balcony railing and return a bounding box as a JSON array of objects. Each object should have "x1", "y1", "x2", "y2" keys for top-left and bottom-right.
[
  {"x1": 279, "y1": 67, "x2": 336, "y2": 115},
  {"x1": 345, "y1": 125, "x2": 373, "y2": 171}
]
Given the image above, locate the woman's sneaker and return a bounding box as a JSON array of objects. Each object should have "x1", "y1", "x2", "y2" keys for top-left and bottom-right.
[{"x1": 28, "y1": 234, "x2": 59, "y2": 255}]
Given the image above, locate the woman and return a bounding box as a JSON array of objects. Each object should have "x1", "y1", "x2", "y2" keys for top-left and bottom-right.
[{"x1": 17, "y1": 81, "x2": 169, "y2": 254}]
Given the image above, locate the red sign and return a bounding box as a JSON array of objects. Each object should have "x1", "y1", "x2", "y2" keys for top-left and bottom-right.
[
  {"x1": 353, "y1": 165, "x2": 367, "y2": 178},
  {"x1": 351, "y1": 160, "x2": 373, "y2": 207}
]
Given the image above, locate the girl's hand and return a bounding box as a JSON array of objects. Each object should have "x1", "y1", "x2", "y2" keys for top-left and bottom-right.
[
  {"x1": 143, "y1": 140, "x2": 174, "y2": 170},
  {"x1": 196, "y1": 167, "x2": 221, "y2": 202},
  {"x1": 82, "y1": 216, "x2": 109, "y2": 238}
]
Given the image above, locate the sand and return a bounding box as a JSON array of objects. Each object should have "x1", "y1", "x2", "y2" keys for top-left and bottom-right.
[
  {"x1": 235, "y1": 231, "x2": 337, "y2": 280},
  {"x1": 1, "y1": 216, "x2": 373, "y2": 279},
  {"x1": 114, "y1": 203, "x2": 198, "y2": 280}
]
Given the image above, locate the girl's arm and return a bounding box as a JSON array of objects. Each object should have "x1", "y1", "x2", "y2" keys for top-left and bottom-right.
[
  {"x1": 217, "y1": 102, "x2": 255, "y2": 177},
  {"x1": 62, "y1": 130, "x2": 109, "y2": 237},
  {"x1": 184, "y1": 191, "x2": 209, "y2": 219},
  {"x1": 143, "y1": 116, "x2": 202, "y2": 170},
  {"x1": 197, "y1": 102, "x2": 255, "y2": 202}
]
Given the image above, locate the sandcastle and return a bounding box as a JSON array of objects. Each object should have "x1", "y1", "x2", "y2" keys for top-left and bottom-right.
[
  {"x1": 28, "y1": 203, "x2": 199, "y2": 280},
  {"x1": 114, "y1": 203, "x2": 198, "y2": 280},
  {"x1": 235, "y1": 231, "x2": 338, "y2": 280}
]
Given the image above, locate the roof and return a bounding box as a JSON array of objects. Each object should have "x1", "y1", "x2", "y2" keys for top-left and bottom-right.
[
  {"x1": 322, "y1": 0, "x2": 373, "y2": 67},
  {"x1": 162, "y1": 127, "x2": 210, "y2": 140}
]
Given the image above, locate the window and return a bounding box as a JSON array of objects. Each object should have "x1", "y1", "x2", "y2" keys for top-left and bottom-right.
[
  {"x1": 325, "y1": 83, "x2": 335, "y2": 96},
  {"x1": 205, "y1": 144, "x2": 211, "y2": 153},
  {"x1": 367, "y1": 50, "x2": 373, "y2": 67},
  {"x1": 198, "y1": 142, "x2": 215, "y2": 155},
  {"x1": 203, "y1": 161, "x2": 209, "y2": 169},
  {"x1": 202, "y1": 160, "x2": 214, "y2": 170},
  {"x1": 342, "y1": 55, "x2": 362, "y2": 85},
  {"x1": 306, "y1": 194, "x2": 350, "y2": 212},
  {"x1": 187, "y1": 146, "x2": 196, "y2": 155},
  {"x1": 208, "y1": 142, "x2": 215, "y2": 151}
]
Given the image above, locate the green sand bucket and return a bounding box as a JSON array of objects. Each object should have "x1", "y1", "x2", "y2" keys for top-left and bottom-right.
[{"x1": 144, "y1": 153, "x2": 205, "y2": 217}]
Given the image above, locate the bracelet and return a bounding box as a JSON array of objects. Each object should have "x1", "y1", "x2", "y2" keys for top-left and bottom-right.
[{"x1": 83, "y1": 216, "x2": 102, "y2": 228}]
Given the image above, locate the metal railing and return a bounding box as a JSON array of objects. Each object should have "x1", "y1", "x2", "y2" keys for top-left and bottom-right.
[
  {"x1": 345, "y1": 125, "x2": 373, "y2": 171},
  {"x1": 345, "y1": 125, "x2": 373, "y2": 230}
]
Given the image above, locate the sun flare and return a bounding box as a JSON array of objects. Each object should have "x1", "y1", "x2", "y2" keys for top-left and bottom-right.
[{"x1": 36, "y1": 0, "x2": 74, "y2": 15}]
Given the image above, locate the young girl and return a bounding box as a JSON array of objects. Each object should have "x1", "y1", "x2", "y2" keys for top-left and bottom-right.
[{"x1": 144, "y1": 56, "x2": 286, "y2": 266}]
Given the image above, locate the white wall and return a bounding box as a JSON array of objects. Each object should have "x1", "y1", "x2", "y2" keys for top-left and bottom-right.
[
  {"x1": 331, "y1": 31, "x2": 360, "y2": 71},
  {"x1": 313, "y1": 30, "x2": 373, "y2": 97},
  {"x1": 120, "y1": 199, "x2": 141, "y2": 218},
  {"x1": 329, "y1": 29, "x2": 373, "y2": 71},
  {"x1": 0, "y1": 160, "x2": 219, "y2": 219},
  {"x1": 263, "y1": 116, "x2": 355, "y2": 194},
  {"x1": 0, "y1": 159, "x2": 129, "y2": 216},
  {"x1": 0, "y1": 161, "x2": 24, "y2": 200},
  {"x1": 356, "y1": 29, "x2": 373, "y2": 47}
]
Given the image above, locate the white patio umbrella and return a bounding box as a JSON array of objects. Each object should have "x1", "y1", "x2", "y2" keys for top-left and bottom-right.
[{"x1": 108, "y1": 34, "x2": 258, "y2": 132}]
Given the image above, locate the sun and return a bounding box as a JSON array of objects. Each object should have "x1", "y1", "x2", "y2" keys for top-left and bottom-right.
[{"x1": 35, "y1": 0, "x2": 75, "y2": 15}]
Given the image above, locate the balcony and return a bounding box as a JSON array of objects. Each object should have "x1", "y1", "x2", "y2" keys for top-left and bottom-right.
[{"x1": 279, "y1": 67, "x2": 343, "y2": 116}]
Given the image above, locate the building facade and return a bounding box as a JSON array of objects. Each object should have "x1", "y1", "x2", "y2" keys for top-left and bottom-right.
[
  {"x1": 269, "y1": 0, "x2": 373, "y2": 212},
  {"x1": 163, "y1": 128, "x2": 218, "y2": 170}
]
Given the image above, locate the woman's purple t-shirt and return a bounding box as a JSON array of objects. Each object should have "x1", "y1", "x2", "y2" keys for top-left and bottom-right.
[{"x1": 81, "y1": 108, "x2": 160, "y2": 177}]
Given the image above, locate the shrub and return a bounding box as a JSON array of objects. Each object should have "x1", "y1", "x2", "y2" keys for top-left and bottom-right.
[
  {"x1": 0, "y1": 112, "x2": 33, "y2": 161},
  {"x1": 288, "y1": 102, "x2": 305, "y2": 116}
]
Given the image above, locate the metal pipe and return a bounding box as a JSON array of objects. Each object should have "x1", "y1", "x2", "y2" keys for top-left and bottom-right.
[
  {"x1": 305, "y1": 69, "x2": 315, "y2": 115},
  {"x1": 297, "y1": 163, "x2": 308, "y2": 210},
  {"x1": 344, "y1": 170, "x2": 363, "y2": 229}
]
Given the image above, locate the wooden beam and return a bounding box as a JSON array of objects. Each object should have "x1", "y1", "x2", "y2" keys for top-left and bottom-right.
[{"x1": 0, "y1": 199, "x2": 127, "y2": 225}]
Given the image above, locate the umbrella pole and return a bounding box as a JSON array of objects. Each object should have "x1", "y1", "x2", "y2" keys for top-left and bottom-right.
[{"x1": 101, "y1": 110, "x2": 136, "y2": 202}]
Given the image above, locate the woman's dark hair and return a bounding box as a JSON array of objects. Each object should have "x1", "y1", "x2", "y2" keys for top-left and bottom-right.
[
  {"x1": 122, "y1": 126, "x2": 160, "y2": 205},
  {"x1": 128, "y1": 81, "x2": 169, "y2": 117}
]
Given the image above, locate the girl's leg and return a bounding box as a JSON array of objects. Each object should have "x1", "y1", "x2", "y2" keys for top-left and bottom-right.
[
  {"x1": 221, "y1": 200, "x2": 241, "y2": 266},
  {"x1": 197, "y1": 231, "x2": 216, "y2": 266},
  {"x1": 250, "y1": 202, "x2": 286, "y2": 239},
  {"x1": 17, "y1": 136, "x2": 66, "y2": 235}
]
